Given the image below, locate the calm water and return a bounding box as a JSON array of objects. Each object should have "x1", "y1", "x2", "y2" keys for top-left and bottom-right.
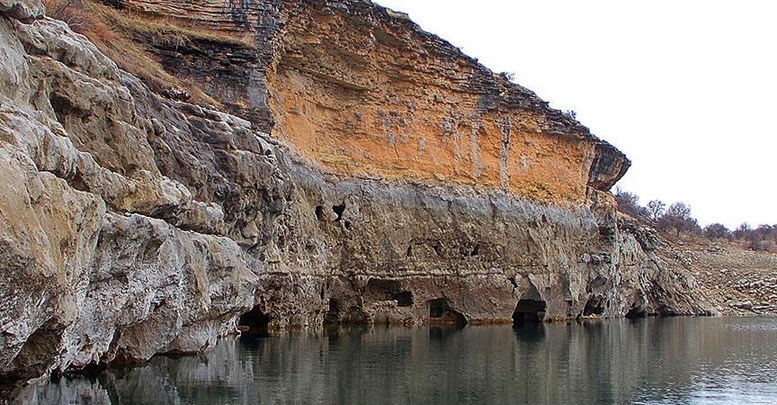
[{"x1": 10, "y1": 317, "x2": 777, "y2": 404}]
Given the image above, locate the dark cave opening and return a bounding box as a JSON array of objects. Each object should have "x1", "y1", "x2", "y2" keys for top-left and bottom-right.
[
  {"x1": 332, "y1": 203, "x2": 346, "y2": 221},
  {"x1": 364, "y1": 279, "x2": 414, "y2": 307},
  {"x1": 365, "y1": 279, "x2": 397, "y2": 299},
  {"x1": 583, "y1": 297, "x2": 605, "y2": 316},
  {"x1": 315, "y1": 205, "x2": 324, "y2": 221},
  {"x1": 429, "y1": 299, "x2": 444, "y2": 318},
  {"x1": 238, "y1": 306, "x2": 270, "y2": 335},
  {"x1": 512, "y1": 299, "x2": 547, "y2": 324},
  {"x1": 512, "y1": 283, "x2": 547, "y2": 325},
  {"x1": 427, "y1": 298, "x2": 466, "y2": 325},
  {"x1": 393, "y1": 291, "x2": 413, "y2": 307},
  {"x1": 625, "y1": 305, "x2": 647, "y2": 319},
  {"x1": 324, "y1": 298, "x2": 341, "y2": 324},
  {"x1": 50, "y1": 93, "x2": 88, "y2": 121}
]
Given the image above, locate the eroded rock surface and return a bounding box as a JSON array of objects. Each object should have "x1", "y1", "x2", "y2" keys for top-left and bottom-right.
[
  {"x1": 1, "y1": 0, "x2": 716, "y2": 394},
  {"x1": 119, "y1": 0, "x2": 630, "y2": 204},
  {"x1": 0, "y1": 4, "x2": 266, "y2": 389}
]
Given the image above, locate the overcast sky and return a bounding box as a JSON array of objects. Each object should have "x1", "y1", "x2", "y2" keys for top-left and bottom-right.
[{"x1": 375, "y1": 0, "x2": 776, "y2": 229}]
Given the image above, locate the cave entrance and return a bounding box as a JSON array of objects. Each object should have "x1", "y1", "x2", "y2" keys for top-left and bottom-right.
[
  {"x1": 625, "y1": 305, "x2": 647, "y2": 319},
  {"x1": 365, "y1": 279, "x2": 414, "y2": 307},
  {"x1": 583, "y1": 297, "x2": 605, "y2": 317},
  {"x1": 332, "y1": 203, "x2": 346, "y2": 221},
  {"x1": 324, "y1": 298, "x2": 341, "y2": 324},
  {"x1": 513, "y1": 299, "x2": 547, "y2": 324},
  {"x1": 512, "y1": 284, "x2": 546, "y2": 325},
  {"x1": 429, "y1": 299, "x2": 444, "y2": 318},
  {"x1": 238, "y1": 306, "x2": 270, "y2": 336},
  {"x1": 427, "y1": 298, "x2": 466, "y2": 325},
  {"x1": 393, "y1": 291, "x2": 413, "y2": 307}
]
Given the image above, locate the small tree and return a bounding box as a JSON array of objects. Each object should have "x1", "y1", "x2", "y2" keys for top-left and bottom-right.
[
  {"x1": 665, "y1": 202, "x2": 692, "y2": 219},
  {"x1": 733, "y1": 223, "x2": 751, "y2": 239},
  {"x1": 614, "y1": 188, "x2": 648, "y2": 219},
  {"x1": 745, "y1": 224, "x2": 777, "y2": 251},
  {"x1": 646, "y1": 200, "x2": 665, "y2": 221},
  {"x1": 703, "y1": 223, "x2": 732, "y2": 240},
  {"x1": 755, "y1": 224, "x2": 774, "y2": 237},
  {"x1": 657, "y1": 202, "x2": 701, "y2": 235}
]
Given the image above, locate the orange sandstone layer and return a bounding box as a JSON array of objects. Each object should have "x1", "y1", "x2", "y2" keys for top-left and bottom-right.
[{"x1": 105, "y1": 0, "x2": 630, "y2": 205}]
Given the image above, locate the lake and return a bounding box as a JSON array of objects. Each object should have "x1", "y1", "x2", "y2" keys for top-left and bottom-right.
[{"x1": 10, "y1": 317, "x2": 777, "y2": 404}]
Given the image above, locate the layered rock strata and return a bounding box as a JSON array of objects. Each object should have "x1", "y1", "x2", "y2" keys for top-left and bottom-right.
[
  {"x1": 123, "y1": 0, "x2": 630, "y2": 204},
  {"x1": 0, "y1": 0, "x2": 712, "y2": 393}
]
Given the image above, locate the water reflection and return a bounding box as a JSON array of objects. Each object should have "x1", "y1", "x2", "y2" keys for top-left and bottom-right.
[{"x1": 10, "y1": 318, "x2": 777, "y2": 404}]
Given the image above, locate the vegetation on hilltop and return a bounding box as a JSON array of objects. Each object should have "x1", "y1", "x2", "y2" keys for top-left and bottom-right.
[{"x1": 615, "y1": 188, "x2": 777, "y2": 252}]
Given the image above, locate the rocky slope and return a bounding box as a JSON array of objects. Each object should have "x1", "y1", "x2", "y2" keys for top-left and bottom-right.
[
  {"x1": 0, "y1": 0, "x2": 719, "y2": 394},
  {"x1": 663, "y1": 237, "x2": 777, "y2": 316}
]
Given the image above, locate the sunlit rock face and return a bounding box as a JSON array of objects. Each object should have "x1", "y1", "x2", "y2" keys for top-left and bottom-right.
[
  {"x1": 0, "y1": 0, "x2": 711, "y2": 391},
  {"x1": 116, "y1": 0, "x2": 630, "y2": 204}
]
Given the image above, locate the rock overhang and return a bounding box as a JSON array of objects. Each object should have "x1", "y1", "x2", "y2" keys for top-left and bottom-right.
[{"x1": 105, "y1": 0, "x2": 631, "y2": 201}]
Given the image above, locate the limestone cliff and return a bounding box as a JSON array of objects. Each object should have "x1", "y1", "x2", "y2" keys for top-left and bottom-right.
[
  {"x1": 117, "y1": 0, "x2": 630, "y2": 204},
  {"x1": 0, "y1": 0, "x2": 712, "y2": 393}
]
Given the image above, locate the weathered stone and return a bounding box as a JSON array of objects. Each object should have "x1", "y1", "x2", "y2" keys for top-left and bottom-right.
[
  {"x1": 0, "y1": 8, "x2": 258, "y2": 387},
  {"x1": 116, "y1": 0, "x2": 630, "y2": 203},
  {"x1": 0, "y1": 0, "x2": 43, "y2": 22},
  {"x1": 0, "y1": 0, "x2": 736, "y2": 394}
]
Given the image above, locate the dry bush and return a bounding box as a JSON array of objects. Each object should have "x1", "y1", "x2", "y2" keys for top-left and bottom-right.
[
  {"x1": 41, "y1": 0, "x2": 252, "y2": 107},
  {"x1": 44, "y1": 0, "x2": 124, "y2": 47},
  {"x1": 42, "y1": 0, "x2": 181, "y2": 94},
  {"x1": 90, "y1": 1, "x2": 254, "y2": 49}
]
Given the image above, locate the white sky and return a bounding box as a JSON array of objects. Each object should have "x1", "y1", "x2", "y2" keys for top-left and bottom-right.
[{"x1": 375, "y1": 0, "x2": 776, "y2": 229}]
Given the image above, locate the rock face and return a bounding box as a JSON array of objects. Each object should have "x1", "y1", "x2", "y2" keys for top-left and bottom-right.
[
  {"x1": 0, "y1": 0, "x2": 713, "y2": 392},
  {"x1": 268, "y1": 1, "x2": 631, "y2": 204},
  {"x1": 125, "y1": 0, "x2": 630, "y2": 204},
  {"x1": 0, "y1": 7, "x2": 261, "y2": 385}
]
